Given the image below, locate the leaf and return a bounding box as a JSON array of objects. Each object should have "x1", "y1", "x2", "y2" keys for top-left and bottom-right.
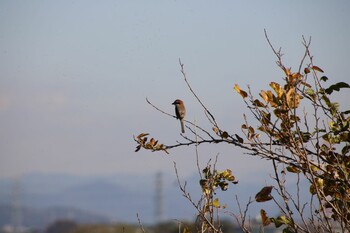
[
  {"x1": 286, "y1": 166, "x2": 301, "y2": 174},
  {"x1": 235, "y1": 134, "x2": 244, "y2": 143},
  {"x1": 282, "y1": 227, "x2": 295, "y2": 233},
  {"x1": 212, "y1": 198, "x2": 221, "y2": 208},
  {"x1": 266, "y1": 90, "x2": 278, "y2": 107},
  {"x1": 270, "y1": 82, "x2": 284, "y2": 98},
  {"x1": 135, "y1": 145, "x2": 141, "y2": 152},
  {"x1": 137, "y1": 133, "x2": 149, "y2": 139},
  {"x1": 183, "y1": 226, "x2": 191, "y2": 233},
  {"x1": 304, "y1": 67, "x2": 310, "y2": 74},
  {"x1": 260, "y1": 90, "x2": 269, "y2": 103},
  {"x1": 312, "y1": 65, "x2": 324, "y2": 73},
  {"x1": 221, "y1": 131, "x2": 229, "y2": 139},
  {"x1": 271, "y1": 216, "x2": 291, "y2": 228},
  {"x1": 309, "y1": 178, "x2": 324, "y2": 195},
  {"x1": 320, "y1": 76, "x2": 328, "y2": 82},
  {"x1": 149, "y1": 138, "x2": 156, "y2": 146},
  {"x1": 286, "y1": 87, "x2": 300, "y2": 109},
  {"x1": 234, "y1": 84, "x2": 248, "y2": 98},
  {"x1": 325, "y1": 82, "x2": 350, "y2": 94},
  {"x1": 255, "y1": 186, "x2": 273, "y2": 202},
  {"x1": 260, "y1": 209, "x2": 271, "y2": 226},
  {"x1": 220, "y1": 169, "x2": 236, "y2": 182},
  {"x1": 305, "y1": 88, "x2": 315, "y2": 96},
  {"x1": 253, "y1": 99, "x2": 265, "y2": 107}
]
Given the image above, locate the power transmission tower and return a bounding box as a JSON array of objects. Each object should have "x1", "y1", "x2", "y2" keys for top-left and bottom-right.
[
  {"x1": 11, "y1": 177, "x2": 22, "y2": 233},
  {"x1": 155, "y1": 171, "x2": 165, "y2": 223}
]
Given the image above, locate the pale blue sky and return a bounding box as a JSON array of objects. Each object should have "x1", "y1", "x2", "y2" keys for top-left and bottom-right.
[{"x1": 0, "y1": 1, "x2": 349, "y2": 180}]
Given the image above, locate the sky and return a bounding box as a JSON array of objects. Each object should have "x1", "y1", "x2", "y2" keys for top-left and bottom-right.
[{"x1": 0, "y1": 1, "x2": 350, "y2": 183}]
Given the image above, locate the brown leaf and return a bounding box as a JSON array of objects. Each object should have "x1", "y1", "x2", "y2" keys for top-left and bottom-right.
[
  {"x1": 149, "y1": 138, "x2": 156, "y2": 146},
  {"x1": 235, "y1": 134, "x2": 244, "y2": 143},
  {"x1": 253, "y1": 99, "x2": 265, "y2": 107},
  {"x1": 255, "y1": 186, "x2": 273, "y2": 202},
  {"x1": 221, "y1": 131, "x2": 229, "y2": 139},
  {"x1": 137, "y1": 133, "x2": 149, "y2": 139},
  {"x1": 135, "y1": 145, "x2": 141, "y2": 152},
  {"x1": 312, "y1": 65, "x2": 324, "y2": 73},
  {"x1": 260, "y1": 209, "x2": 271, "y2": 226}
]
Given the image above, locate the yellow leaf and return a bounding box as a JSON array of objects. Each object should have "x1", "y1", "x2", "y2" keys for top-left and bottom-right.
[
  {"x1": 183, "y1": 226, "x2": 191, "y2": 233},
  {"x1": 282, "y1": 66, "x2": 291, "y2": 76},
  {"x1": 234, "y1": 84, "x2": 248, "y2": 98},
  {"x1": 286, "y1": 166, "x2": 301, "y2": 174},
  {"x1": 312, "y1": 65, "x2": 324, "y2": 73},
  {"x1": 212, "y1": 198, "x2": 221, "y2": 208},
  {"x1": 270, "y1": 82, "x2": 284, "y2": 98},
  {"x1": 266, "y1": 90, "x2": 278, "y2": 107},
  {"x1": 286, "y1": 87, "x2": 300, "y2": 109},
  {"x1": 260, "y1": 90, "x2": 269, "y2": 103}
]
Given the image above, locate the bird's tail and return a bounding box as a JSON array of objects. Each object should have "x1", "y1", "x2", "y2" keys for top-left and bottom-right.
[{"x1": 180, "y1": 120, "x2": 185, "y2": 133}]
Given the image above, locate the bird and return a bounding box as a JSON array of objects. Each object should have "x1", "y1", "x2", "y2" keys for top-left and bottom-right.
[{"x1": 172, "y1": 99, "x2": 186, "y2": 133}]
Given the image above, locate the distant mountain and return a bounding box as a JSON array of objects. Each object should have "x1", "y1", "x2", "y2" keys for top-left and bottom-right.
[
  {"x1": 0, "y1": 204, "x2": 110, "y2": 229},
  {"x1": 0, "y1": 172, "x2": 311, "y2": 230},
  {"x1": 0, "y1": 172, "x2": 165, "y2": 228}
]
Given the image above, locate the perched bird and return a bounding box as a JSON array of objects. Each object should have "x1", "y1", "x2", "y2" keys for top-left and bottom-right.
[{"x1": 172, "y1": 99, "x2": 186, "y2": 133}]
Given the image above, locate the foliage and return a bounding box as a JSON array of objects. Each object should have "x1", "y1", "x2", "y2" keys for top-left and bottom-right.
[{"x1": 134, "y1": 32, "x2": 350, "y2": 232}]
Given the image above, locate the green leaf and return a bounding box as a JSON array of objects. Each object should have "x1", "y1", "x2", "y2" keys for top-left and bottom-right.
[
  {"x1": 271, "y1": 216, "x2": 290, "y2": 228},
  {"x1": 305, "y1": 88, "x2": 315, "y2": 96}
]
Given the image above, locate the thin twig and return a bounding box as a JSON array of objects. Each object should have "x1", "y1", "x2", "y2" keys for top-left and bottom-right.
[{"x1": 179, "y1": 59, "x2": 220, "y2": 130}]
